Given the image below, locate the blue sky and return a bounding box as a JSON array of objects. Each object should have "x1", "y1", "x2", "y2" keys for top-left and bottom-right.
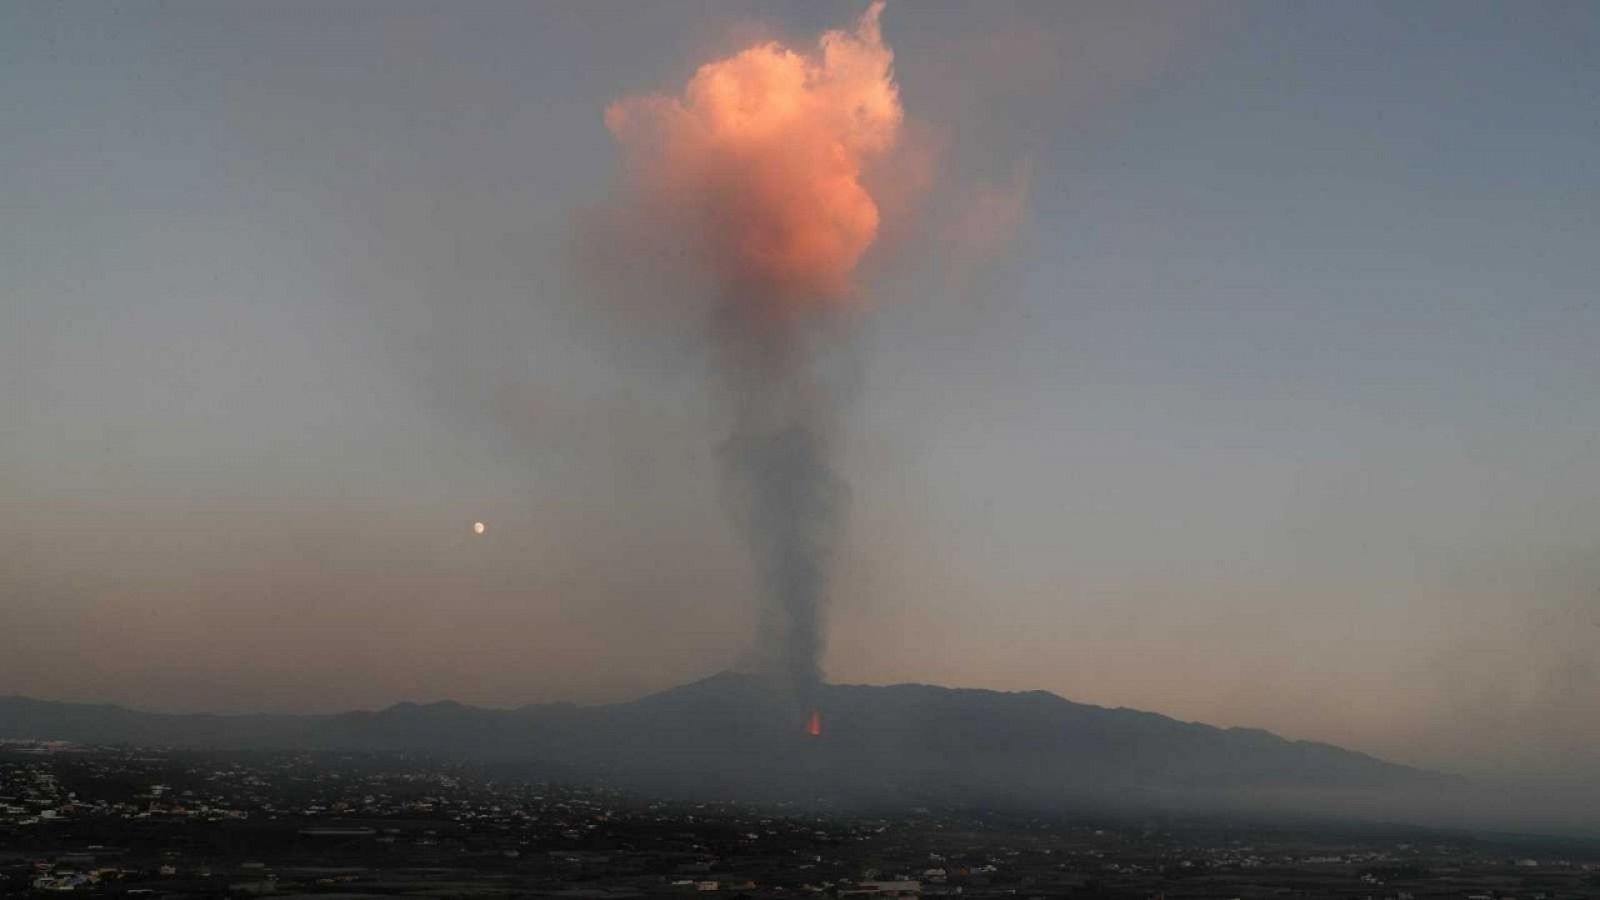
[{"x1": 3, "y1": 1, "x2": 1597, "y2": 783}]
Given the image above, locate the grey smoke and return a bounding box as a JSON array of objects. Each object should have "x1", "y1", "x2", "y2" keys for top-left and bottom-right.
[{"x1": 716, "y1": 316, "x2": 849, "y2": 720}]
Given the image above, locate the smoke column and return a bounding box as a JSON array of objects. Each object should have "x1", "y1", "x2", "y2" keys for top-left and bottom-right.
[{"x1": 606, "y1": 2, "x2": 903, "y2": 718}]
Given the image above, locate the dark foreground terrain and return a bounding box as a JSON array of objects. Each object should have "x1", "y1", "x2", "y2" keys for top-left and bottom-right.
[{"x1": 3, "y1": 741, "x2": 1598, "y2": 899}]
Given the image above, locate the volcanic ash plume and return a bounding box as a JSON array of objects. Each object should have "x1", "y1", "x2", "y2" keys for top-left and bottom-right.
[{"x1": 606, "y1": 3, "x2": 903, "y2": 717}]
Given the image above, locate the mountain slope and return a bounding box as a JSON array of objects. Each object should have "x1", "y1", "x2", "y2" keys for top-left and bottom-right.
[{"x1": 0, "y1": 672, "x2": 1452, "y2": 806}]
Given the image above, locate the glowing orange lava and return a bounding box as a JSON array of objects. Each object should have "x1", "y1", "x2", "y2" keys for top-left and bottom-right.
[{"x1": 806, "y1": 708, "x2": 822, "y2": 737}]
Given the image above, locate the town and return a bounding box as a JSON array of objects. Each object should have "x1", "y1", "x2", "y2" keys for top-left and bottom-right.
[{"x1": 3, "y1": 740, "x2": 1598, "y2": 898}]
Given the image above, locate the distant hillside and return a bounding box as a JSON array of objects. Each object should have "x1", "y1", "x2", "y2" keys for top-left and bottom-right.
[{"x1": 0, "y1": 672, "x2": 1456, "y2": 809}]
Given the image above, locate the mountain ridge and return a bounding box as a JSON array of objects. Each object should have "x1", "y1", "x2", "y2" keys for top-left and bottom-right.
[{"x1": 0, "y1": 672, "x2": 1458, "y2": 812}]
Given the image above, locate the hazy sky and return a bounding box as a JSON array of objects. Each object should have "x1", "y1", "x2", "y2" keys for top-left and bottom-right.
[{"x1": 3, "y1": 1, "x2": 1598, "y2": 784}]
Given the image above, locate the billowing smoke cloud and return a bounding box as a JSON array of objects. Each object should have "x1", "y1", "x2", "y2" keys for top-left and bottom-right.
[
  {"x1": 606, "y1": 3, "x2": 903, "y2": 718},
  {"x1": 606, "y1": 1, "x2": 901, "y2": 314}
]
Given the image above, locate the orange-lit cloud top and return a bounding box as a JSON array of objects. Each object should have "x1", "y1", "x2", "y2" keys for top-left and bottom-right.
[{"x1": 606, "y1": 1, "x2": 902, "y2": 314}]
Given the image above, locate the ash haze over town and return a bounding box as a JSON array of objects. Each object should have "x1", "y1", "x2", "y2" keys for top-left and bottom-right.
[{"x1": 4, "y1": 0, "x2": 1600, "y2": 829}]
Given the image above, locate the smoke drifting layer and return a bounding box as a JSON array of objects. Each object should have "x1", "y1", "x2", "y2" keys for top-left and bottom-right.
[{"x1": 606, "y1": 3, "x2": 903, "y2": 715}]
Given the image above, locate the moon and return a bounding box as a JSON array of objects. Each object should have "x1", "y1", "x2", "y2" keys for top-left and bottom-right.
[{"x1": 472, "y1": 521, "x2": 486, "y2": 535}]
